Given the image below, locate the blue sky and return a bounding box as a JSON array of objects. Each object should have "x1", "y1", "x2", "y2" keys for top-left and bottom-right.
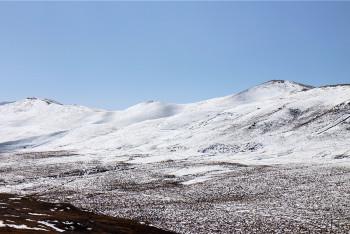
[{"x1": 0, "y1": 2, "x2": 349, "y2": 109}]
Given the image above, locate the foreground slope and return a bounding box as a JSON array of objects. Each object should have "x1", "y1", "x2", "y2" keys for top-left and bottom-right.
[{"x1": 0, "y1": 193, "x2": 174, "y2": 233}]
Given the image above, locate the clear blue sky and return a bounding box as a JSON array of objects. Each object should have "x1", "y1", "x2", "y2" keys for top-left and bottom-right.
[{"x1": 0, "y1": 2, "x2": 349, "y2": 109}]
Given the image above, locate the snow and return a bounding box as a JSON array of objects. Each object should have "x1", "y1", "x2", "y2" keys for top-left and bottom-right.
[
  {"x1": 1, "y1": 80, "x2": 350, "y2": 186},
  {"x1": 37, "y1": 221, "x2": 65, "y2": 232},
  {"x1": 28, "y1": 213, "x2": 49, "y2": 216},
  {"x1": 0, "y1": 220, "x2": 48, "y2": 231},
  {"x1": 169, "y1": 166, "x2": 224, "y2": 177}
]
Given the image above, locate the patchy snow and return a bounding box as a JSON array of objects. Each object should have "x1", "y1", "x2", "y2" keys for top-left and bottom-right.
[
  {"x1": 8, "y1": 197, "x2": 22, "y2": 200},
  {"x1": 37, "y1": 221, "x2": 65, "y2": 232},
  {"x1": 0, "y1": 220, "x2": 48, "y2": 231},
  {"x1": 169, "y1": 166, "x2": 225, "y2": 177},
  {"x1": 182, "y1": 176, "x2": 212, "y2": 185},
  {"x1": 28, "y1": 212, "x2": 50, "y2": 216}
]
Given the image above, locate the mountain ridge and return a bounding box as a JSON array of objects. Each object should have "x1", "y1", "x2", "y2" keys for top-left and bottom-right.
[
  {"x1": 0, "y1": 80, "x2": 318, "y2": 110},
  {"x1": 0, "y1": 80, "x2": 350, "y2": 167}
]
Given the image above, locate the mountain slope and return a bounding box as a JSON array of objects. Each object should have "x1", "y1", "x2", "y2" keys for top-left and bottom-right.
[
  {"x1": 0, "y1": 80, "x2": 350, "y2": 166},
  {"x1": 1, "y1": 80, "x2": 350, "y2": 234}
]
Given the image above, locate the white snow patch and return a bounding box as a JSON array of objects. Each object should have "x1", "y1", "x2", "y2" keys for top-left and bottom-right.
[
  {"x1": 28, "y1": 212, "x2": 50, "y2": 216},
  {"x1": 37, "y1": 221, "x2": 65, "y2": 232},
  {"x1": 169, "y1": 166, "x2": 224, "y2": 177},
  {"x1": 0, "y1": 220, "x2": 48, "y2": 231}
]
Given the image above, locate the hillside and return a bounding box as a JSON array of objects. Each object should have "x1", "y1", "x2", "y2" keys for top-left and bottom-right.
[
  {"x1": 1, "y1": 80, "x2": 350, "y2": 233},
  {"x1": 1, "y1": 80, "x2": 350, "y2": 166}
]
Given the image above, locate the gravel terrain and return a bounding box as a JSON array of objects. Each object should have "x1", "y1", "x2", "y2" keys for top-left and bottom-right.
[{"x1": 1, "y1": 151, "x2": 350, "y2": 233}]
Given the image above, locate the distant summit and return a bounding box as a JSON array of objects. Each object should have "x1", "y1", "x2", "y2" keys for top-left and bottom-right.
[
  {"x1": 231, "y1": 80, "x2": 313, "y2": 104},
  {"x1": 26, "y1": 97, "x2": 63, "y2": 105},
  {"x1": 262, "y1": 80, "x2": 314, "y2": 90}
]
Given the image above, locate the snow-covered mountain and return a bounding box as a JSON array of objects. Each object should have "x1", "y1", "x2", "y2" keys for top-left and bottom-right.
[
  {"x1": 2, "y1": 80, "x2": 350, "y2": 233},
  {"x1": 1, "y1": 80, "x2": 350, "y2": 165}
]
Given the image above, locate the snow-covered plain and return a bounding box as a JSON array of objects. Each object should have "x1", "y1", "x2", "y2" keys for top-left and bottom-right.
[{"x1": 1, "y1": 80, "x2": 350, "y2": 233}]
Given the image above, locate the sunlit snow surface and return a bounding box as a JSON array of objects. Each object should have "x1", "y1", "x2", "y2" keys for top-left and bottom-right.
[
  {"x1": 1, "y1": 80, "x2": 349, "y2": 166},
  {"x1": 1, "y1": 80, "x2": 350, "y2": 233}
]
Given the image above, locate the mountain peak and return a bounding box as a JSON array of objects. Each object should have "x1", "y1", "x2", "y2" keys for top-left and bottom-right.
[
  {"x1": 231, "y1": 80, "x2": 313, "y2": 103},
  {"x1": 261, "y1": 80, "x2": 314, "y2": 90},
  {"x1": 25, "y1": 97, "x2": 62, "y2": 105}
]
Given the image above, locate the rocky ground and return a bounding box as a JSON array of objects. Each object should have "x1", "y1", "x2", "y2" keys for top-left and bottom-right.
[
  {"x1": 1, "y1": 151, "x2": 350, "y2": 233},
  {"x1": 0, "y1": 193, "x2": 174, "y2": 233}
]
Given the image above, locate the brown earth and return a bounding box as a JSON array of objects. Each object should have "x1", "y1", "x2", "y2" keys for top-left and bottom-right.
[{"x1": 0, "y1": 193, "x2": 175, "y2": 234}]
